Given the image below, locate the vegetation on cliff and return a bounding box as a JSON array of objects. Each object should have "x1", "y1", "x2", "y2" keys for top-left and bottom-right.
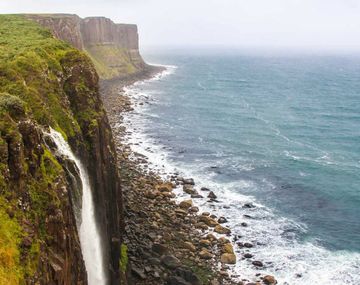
[{"x1": 0, "y1": 14, "x2": 120, "y2": 284}]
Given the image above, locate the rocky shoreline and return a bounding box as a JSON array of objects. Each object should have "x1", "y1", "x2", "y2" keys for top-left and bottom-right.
[{"x1": 100, "y1": 66, "x2": 277, "y2": 285}]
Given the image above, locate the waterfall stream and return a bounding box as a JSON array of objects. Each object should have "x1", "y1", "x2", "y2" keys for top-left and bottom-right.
[{"x1": 48, "y1": 129, "x2": 106, "y2": 285}]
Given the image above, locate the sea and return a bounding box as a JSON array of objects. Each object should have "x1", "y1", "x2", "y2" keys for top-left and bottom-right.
[{"x1": 122, "y1": 49, "x2": 360, "y2": 284}]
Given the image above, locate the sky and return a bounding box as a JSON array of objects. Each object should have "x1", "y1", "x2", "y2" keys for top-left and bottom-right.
[{"x1": 1, "y1": 0, "x2": 360, "y2": 52}]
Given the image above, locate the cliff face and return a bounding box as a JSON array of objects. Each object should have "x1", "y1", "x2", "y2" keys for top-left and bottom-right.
[
  {"x1": 27, "y1": 14, "x2": 146, "y2": 80},
  {"x1": 0, "y1": 15, "x2": 124, "y2": 284}
]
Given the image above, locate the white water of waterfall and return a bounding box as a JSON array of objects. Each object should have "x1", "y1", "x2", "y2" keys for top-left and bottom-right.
[{"x1": 48, "y1": 129, "x2": 106, "y2": 285}]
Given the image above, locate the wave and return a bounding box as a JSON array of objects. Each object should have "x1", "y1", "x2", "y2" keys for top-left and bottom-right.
[{"x1": 121, "y1": 66, "x2": 360, "y2": 285}]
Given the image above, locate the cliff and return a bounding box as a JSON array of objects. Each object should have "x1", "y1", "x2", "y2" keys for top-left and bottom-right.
[
  {"x1": 0, "y1": 15, "x2": 124, "y2": 284},
  {"x1": 26, "y1": 14, "x2": 147, "y2": 80}
]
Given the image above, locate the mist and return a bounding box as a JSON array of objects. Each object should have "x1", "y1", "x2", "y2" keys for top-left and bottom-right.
[{"x1": 1, "y1": 0, "x2": 360, "y2": 52}]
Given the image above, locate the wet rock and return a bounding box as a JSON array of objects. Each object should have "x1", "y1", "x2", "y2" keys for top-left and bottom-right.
[
  {"x1": 252, "y1": 260, "x2": 263, "y2": 267},
  {"x1": 244, "y1": 242, "x2": 253, "y2": 248},
  {"x1": 183, "y1": 178, "x2": 195, "y2": 185},
  {"x1": 200, "y1": 187, "x2": 210, "y2": 191},
  {"x1": 214, "y1": 225, "x2": 231, "y2": 235},
  {"x1": 220, "y1": 253, "x2": 236, "y2": 264},
  {"x1": 244, "y1": 253, "x2": 253, "y2": 258},
  {"x1": 217, "y1": 217, "x2": 227, "y2": 224},
  {"x1": 263, "y1": 275, "x2": 277, "y2": 284},
  {"x1": 207, "y1": 191, "x2": 217, "y2": 199},
  {"x1": 191, "y1": 194, "x2": 204, "y2": 199},
  {"x1": 241, "y1": 222, "x2": 248, "y2": 227},
  {"x1": 183, "y1": 184, "x2": 197, "y2": 195},
  {"x1": 243, "y1": 203, "x2": 255, "y2": 208}
]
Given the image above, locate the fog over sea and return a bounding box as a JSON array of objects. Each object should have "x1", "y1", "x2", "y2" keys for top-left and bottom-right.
[{"x1": 123, "y1": 50, "x2": 360, "y2": 284}]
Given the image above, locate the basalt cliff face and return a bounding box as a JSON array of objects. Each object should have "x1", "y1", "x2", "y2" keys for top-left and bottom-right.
[
  {"x1": 0, "y1": 15, "x2": 126, "y2": 284},
  {"x1": 27, "y1": 14, "x2": 147, "y2": 79}
]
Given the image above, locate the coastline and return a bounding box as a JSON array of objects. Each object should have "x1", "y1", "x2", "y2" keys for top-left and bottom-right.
[{"x1": 100, "y1": 65, "x2": 277, "y2": 285}]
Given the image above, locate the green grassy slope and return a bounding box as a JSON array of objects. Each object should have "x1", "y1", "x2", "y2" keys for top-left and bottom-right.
[{"x1": 0, "y1": 15, "x2": 105, "y2": 284}]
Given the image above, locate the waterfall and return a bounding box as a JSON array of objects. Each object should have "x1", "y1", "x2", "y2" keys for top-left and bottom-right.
[{"x1": 47, "y1": 129, "x2": 106, "y2": 285}]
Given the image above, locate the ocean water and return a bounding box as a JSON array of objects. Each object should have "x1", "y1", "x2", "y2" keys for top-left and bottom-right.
[{"x1": 123, "y1": 50, "x2": 360, "y2": 284}]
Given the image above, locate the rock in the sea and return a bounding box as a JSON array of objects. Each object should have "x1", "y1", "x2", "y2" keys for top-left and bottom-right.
[
  {"x1": 183, "y1": 184, "x2": 197, "y2": 195},
  {"x1": 183, "y1": 178, "x2": 195, "y2": 185},
  {"x1": 220, "y1": 253, "x2": 236, "y2": 264},
  {"x1": 191, "y1": 194, "x2": 203, "y2": 199},
  {"x1": 243, "y1": 202, "x2": 256, "y2": 208},
  {"x1": 207, "y1": 191, "x2": 217, "y2": 199},
  {"x1": 263, "y1": 275, "x2": 277, "y2": 284},
  {"x1": 214, "y1": 225, "x2": 231, "y2": 235},
  {"x1": 244, "y1": 253, "x2": 253, "y2": 258},
  {"x1": 252, "y1": 260, "x2": 263, "y2": 267},
  {"x1": 217, "y1": 217, "x2": 227, "y2": 224}
]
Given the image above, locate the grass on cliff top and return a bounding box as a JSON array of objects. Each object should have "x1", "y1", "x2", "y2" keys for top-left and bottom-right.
[
  {"x1": 0, "y1": 14, "x2": 82, "y2": 139},
  {"x1": 85, "y1": 45, "x2": 137, "y2": 79}
]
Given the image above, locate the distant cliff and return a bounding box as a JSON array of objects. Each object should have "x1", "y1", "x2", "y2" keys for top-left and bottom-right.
[{"x1": 26, "y1": 14, "x2": 147, "y2": 79}]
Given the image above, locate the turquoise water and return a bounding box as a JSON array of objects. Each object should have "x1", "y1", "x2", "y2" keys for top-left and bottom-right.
[{"x1": 125, "y1": 51, "x2": 360, "y2": 284}]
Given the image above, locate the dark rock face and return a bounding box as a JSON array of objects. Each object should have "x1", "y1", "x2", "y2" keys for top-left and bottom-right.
[
  {"x1": 0, "y1": 118, "x2": 87, "y2": 284},
  {"x1": 60, "y1": 51, "x2": 124, "y2": 284}
]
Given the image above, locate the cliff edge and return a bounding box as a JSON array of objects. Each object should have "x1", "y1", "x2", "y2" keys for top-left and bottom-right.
[
  {"x1": 26, "y1": 14, "x2": 147, "y2": 80},
  {"x1": 0, "y1": 15, "x2": 124, "y2": 284}
]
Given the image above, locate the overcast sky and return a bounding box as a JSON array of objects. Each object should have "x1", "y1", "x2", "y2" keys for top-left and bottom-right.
[{"x1": 2, "y1": 0, "x2": 360, "y2": 52}]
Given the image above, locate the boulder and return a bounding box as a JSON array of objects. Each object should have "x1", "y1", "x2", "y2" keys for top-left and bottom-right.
[
  {"x1": 183, "y1": 241, "x2": 196, "y2": 252},
  {"x1": 263, "y1": 275, "x2": 277, "y2": 284},
  {"x1": 179, "y1": 200, "x2": 193, "y2": 209},
  {"x1": 199, "y1": 216, "x2": 218, "y2": 227},
  {"x1": 161, "y1": 255, "x2": 181, "y2": 269},
  {"x1": 220, "y1": 253, "x2": 236, "y2": 264},
  {"x1": 214, "y1": 225, "x2": 231, "y2": 235},
  {"x1": 252, "y1": 260, "x2": 263, "y2": 267},
  {"x1": 217, "y1": 217, "x2": 227, "y2": 224},
  {"x1": 183, "y1": 178, "x2": 195, "y2": 185},
  {"x1": 207, "y1": 191, "x2": 217, "y2": 199},
  {"x1": 199, "y1": 249, "x2": 213, "y2": 260},
  {"x1": 222, "y1": 243, "x2": 234, "y2": 254}
]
